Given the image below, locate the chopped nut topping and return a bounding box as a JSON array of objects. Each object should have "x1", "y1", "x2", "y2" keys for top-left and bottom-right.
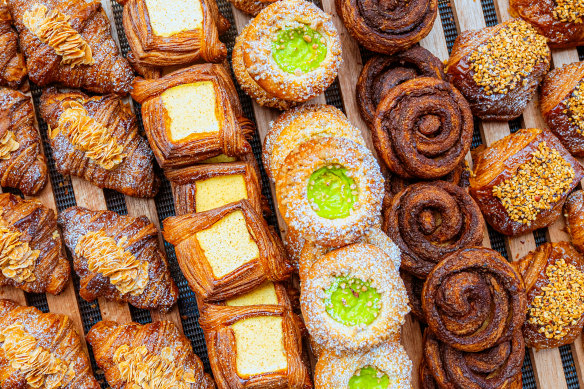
[
  {"x1": 0, "y1": 131, "x2": 19, "y2": 160},
  {"x1": 553, "y1": 0, "x2": 583, "y2": 24},
  {"x1": 23, "y1": 4, "x2": 94, "y2": 67},
  {"x1": 0, "y1": 222, "x2": 38, "y2": 284},
  {"x1": 55, "y1": 101, "x2": 126, "y2": 170},
  {"x1": 492, "y1": 141, "x2": 574, "y2": 224},
  {"x1": 528, "y1": 258, "x2": 584, "y2": 340},
  {"x1": 0, "y1": 323, "x2": 75, "y2": 389},
  {"x1": 114, "y1": 345, "x2": 197, "y2": 389},
  {"x1": 566, "y1": 80, "x2": 584, "y2": 134},
  {"x1": 468, "y1": 19, "x2": 549, "y2": 96},
  {"x1": 76, "y1": 230, "x2": 149, "y2": 296}
]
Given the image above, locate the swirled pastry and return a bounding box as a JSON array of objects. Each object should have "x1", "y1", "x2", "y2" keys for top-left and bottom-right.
[
  {"x1": 39, "y1": 87, "x2": 159, "y2": 198},
  {"x1": 263, "y1": 104, "x2": 365, "y2": 181},
  {"x1": 445, "y1": 18, "x2": 551, "y2": 121},
  {"x1": 510, "y1": 0, "x2": 584, "y2": 48},
  {"x1": 540, "y1": 61, "x2": 584, "y2": 156},
  {"x1": 336, "y1": 0, "x2": 436, "y2": 54},
  {"x1": 87, "y1": 320, "x2": 215, "y2": 389},
  {"x1": 6, "y1": 0, "x2": 134, "y2": 95},
  {"x1": 276, "y1": 137, "x2": 383, "y2": 247},
  {"x1": 0, "y1": 87, "x2": 47, "y2": 196},
  {"x1": 565, "y1": 190, "x2": 584, "y2": 252},
  {"x1": 315, "y1": 342, "x2": 412, "y2": 389},
  {"x1": 132, "y1": 64, "x2": 254, "y2": 168},
  {"x1": 0, "y1": 2, "x2": 26, "y2": 88},
  {"x1": 301, "y1": 243, "x2": 409, "y2": 353},
  {"x1": 422, "y1": 247, "x2": 527, "y2": 352},
  {"x1": 357, "y1": 46, "x2": 445, "y2": 128},
  {"x1": 58, "y1": 206, "x2": 178, "y2": 312},
  {"x1": 470, "y1": 128, "x2": 584, "y2": 236},
  {"x1": 116, "y1": 0, "x2": 229, "y2": 69},
  {"x1": 0, "y1": 299, "x2": 100, "y2": 389},
  {"x1": 232, "y1": 0, "x2": 342, "y2": 109},
  {"x1": 400, "y1": 270, "x2": 426, "y2": 322},
  {"x1": 372, "y1": 77, "x2": 473, "y2": 180},
  {"x1": 514, "y1": 242, "x2": 584, "y2": 349}
]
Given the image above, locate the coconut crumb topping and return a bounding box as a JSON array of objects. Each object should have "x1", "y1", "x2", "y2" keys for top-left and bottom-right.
[
  {"x1": 0, "y1": 131, "x2": 19, "y2": 160},
  {"x1": 0, "y1": 222, "x2": 39, "y2": 284},
  {"x1": 553, "y1": 0, "x2": 584, "y2": 24},
  {"x1": 76, "y1": 230, "x2": 149, "y2": 296},
  {"x1": 23, "y1": 4, "x2": 94, "y2": 67}
]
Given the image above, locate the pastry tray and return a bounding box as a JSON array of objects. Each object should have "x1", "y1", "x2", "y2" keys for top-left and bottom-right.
[{"x1": 0, "y1": 0, "x2": 582, "y2": 387}]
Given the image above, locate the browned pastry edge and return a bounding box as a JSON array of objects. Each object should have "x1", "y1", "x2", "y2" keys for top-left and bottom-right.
[
  {"x1": 565, "y1": 190, "x2": 584, "y2": 253},
  {"x1": 0, "y1": 2, "x2": 26, "y2": 88},
  {"x1": 400, "y1": 270, "x2": 426, "y2": 323},
  {"x1": 227, "y1": 0, "x2": 279, "y2": 16}
]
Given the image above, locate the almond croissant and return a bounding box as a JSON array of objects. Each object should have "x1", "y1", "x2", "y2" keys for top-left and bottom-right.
[
  {"x1": 0, "y1": 1, "x2": 26, "y2": 88},
  {"x1": 58, "y1": 206, "x2": 178, "y2": 312}
]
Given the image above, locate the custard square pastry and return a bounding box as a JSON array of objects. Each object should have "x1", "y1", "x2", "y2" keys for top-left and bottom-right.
[
  {"x1": 163, "y1": 199, "x2": 292, "y2": 301},
  {"x1": 132, "y1": 64, "x2": 254, "y2": 168}
]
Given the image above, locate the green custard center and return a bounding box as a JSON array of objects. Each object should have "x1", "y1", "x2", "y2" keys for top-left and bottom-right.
[
  {"x1": 307, "y1": 166, "x2": 357, "y2": 219},
  {"x1": 324, "y1": 276, "x2": 381, "y2": 326},
  {"x1": 272, "y1": 25, "x2": 327, "y2": 74},
  {"x1": 349, "y1": 366, "x2": 390, "y2": 389}
]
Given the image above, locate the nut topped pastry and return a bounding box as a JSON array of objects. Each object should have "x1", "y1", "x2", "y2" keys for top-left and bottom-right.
[
  {"x1": 446, "y1": 18, "x2": 551, "y2": 121},
  {"x1": 470, "y1": 128, "x2": 583, "y2": 236},
  {"x1": 565, "y1": 190, "x2": 584, "y2": 252},
  {"x1": 0, "y1": 1, "x2": 26, "y2": 88}
]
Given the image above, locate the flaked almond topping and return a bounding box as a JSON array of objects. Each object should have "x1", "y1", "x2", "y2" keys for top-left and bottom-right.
[
  {"x1": 76, "y1": 230, "x2": 149, "y2": 296},
  {"x1": 23, "y1": 4, "x2": 94, "y2": 67},
  {"x1": 566, "y1": 81, "x2": 584, "y2": 134},
  {"x1": 55, "y1": 101, "x2": 126, "y2": 170},
  {"x1": 0, "y1": 323, "x2": 75, "y2": 389},
  {"x1": 113, "y1": 345, "x2": 197, "y2": 389},
  {"x1": 492, "y1": 141, "x2": 574, "y2": 224},
  {"x1": 528, "y1": 258, "x2": 584, "y2": 340},
  {"x1": 553, "y1": 0, "x2": 584, "y2": 24},
  {"x1": 0, "y1": 131, "x2": 19, "y2": 160},
  {"x1": 0, "y1": 222, "x2": 38, "y2": 284}
]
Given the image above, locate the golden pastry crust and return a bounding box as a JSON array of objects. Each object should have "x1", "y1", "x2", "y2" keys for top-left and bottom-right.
[
  {"x1": 0, "y1": 2, "x2": 26, "y2": 88},
  {"x1": 39, "y1": 87, "x2": 159, "y2": 198},
  {"x1": 276, "y1": 137, "x2": 384, "y2": 248},
  {"x1": 0, "y1": 87, "x2": 48, "y2": 196},
  {"x1": 565, "y1": 190, "x2": 584, "y2": 252},
  {"x1": 58, "y1": 206, "x2": 178, "y2": 312},
  {"x1": 336, "y1": 0, "x2": 437, "y2": 54},
  {"x1": 87, "y1": 320, "x2": 215, "y2": 389},
  {"x1": 228, "y1": 0, "x2": 279, "y2": 16},
  {"x1": 470, "y1": 128, "x2": 584, "y2": 236},
  {"x1": 263, "y1": 104, "x2": 365, "y2": 181},
  {"x1": 232, "y1": 0, "x2": 342, "y2": 109},
  {"x1": 0, "y1": 299, "x2": 100, "y2": 389},
  {"x1": 132, "y1": 64, "x2": 254, "y2": 168}
]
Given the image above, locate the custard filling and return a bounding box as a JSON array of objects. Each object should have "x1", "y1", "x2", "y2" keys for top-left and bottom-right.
[
  {"x1": 324, "y1": 276, "x2": 381, "y2": 326},
  {"x1": 349, "y1": 366, "x2": 390, "y2": 389},
  {"x1": 272, "y1": 25, "x2": 327, "y2": 74},
  {"x1": 307, "y1": 165, "x2": 357, "y2": 219}
]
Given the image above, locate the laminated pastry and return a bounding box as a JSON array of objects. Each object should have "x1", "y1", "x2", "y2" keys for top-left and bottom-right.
[
  {"x1": 0, "y1": 193, "x2": 69, "y2": 295},
  {"x1": 513, "y1": 242, "x2": 584, "y2": 349},
  {"x1": 470, "y1": 128, "x2": 584, "y2": 236},
  {"x1": 372, "y1": 77, "x2": 473, "y2": 180},
  {"x1": 115, "y1": 0, "x2": 229, "y2": 69},
  {"x1": 167, "y1": 161, "x2": 263, "y2": 216},
  {"x1": 232, "y1": 0, "x2": 342, "y2": 110},
  {"x1": 263, "y1": 104, "x2": 366, "y2": 181},
  {"x1": 300, "y1": 243, "x2": 409, "y2": 352},
  {"x1": 422, "y1": 247, "x2": 527, "y2": 352},
  {"x1": 6, "y1": 0, "x2": 135, "y2": 95},
  {"x1": 163, "y1": 200, "x2": 293, "y2": 302},
  {"x1": 132, "y1": 64, "x2": 254, "y2": 168},
  {"x1": 87, "y1": 320, "x2": 215, "y2": 389},
  {"x1": 0, "y1": 87, "x2": 48, "y2": 196},
  {"x1": 0, "y1": 1, "x2": 26, "y2": 88},
  {"x1": 510, "y1": 0, "x2": 584, "y2": 49},
  {"x1": 445, "y1": 18, "x2": 551, "y2": 121},
  {"x1": 421, "y1": 329, "x2": 524, "y2": 389},
  {"x1": 58, "y1": 206, "x2": 178, "y2": 312},
  {"x1": 315, "y1": 342, "x2": 411, "y2": 389},
  {"x1": 356, "y1": 46, "x2": 445, "y2": 128},
  {"x1": 39, "y1": 87, "x2": 159, "y2": 198},
  {"x1": 0, "y1": 299, "x2": 100, "y2": 389},
  {"x1": 383, "y1": 181, "x2": 484, "y2": 278},
  {"x1": 565, "y1": 190, "x2": 584, "y2": 252},
  {"x1": 336, "y1": 0, "x2": 436, "y2": 54},
  {"x1": 400, "y1": 270, "x2": 426, "y2": 322},
  {"x1": 540, "y1": 61, "x2": 584, "y2": 156},
  {"x1": 228, "y1": 0, "x2": 278, "y2": 16},
  {"x1": 276, "y1": 137, "x2": 384, "y2": 248}
]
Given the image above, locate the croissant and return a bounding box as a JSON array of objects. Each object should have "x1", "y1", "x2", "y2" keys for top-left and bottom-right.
[
  {"x1": 39, "y1": 87, "x2": 159, "y2": 198},
  {"x1": 6, "y1": 0, "x2": 135, "y2": 95},
  {"x1": 445, "y1": 18, "x2": 551, "y2": 121},
  {"x1": 58, "y1": 206, "x2": 178, "y2": 312},
  {"x1": 565, "y1": 190, "x2": 584, "y2": 252},
  {"x1": 0, "y1": 87, "x2": 48, "y2": 196},
  {"x1": 86, "y1": 320, "x2": 215, "y2": 389},
  {"x1": 510, "y1": 0, "x2": 584, "y2": 49},
  {"x1": 470, "y1": 128, "x2": 584, "y2": 236},
  {"x1": 0, "y1": 2, "x2": 26, "y2": 88},
  {"x1": 540, "y1": 61, "x2": 584, "y2": 156},
  {"x1": 0, "y1": 299, "x2": 100, "y2": 389},
  {"x1": 132, "y1": 64, "x2": 254, "y2": 168}
]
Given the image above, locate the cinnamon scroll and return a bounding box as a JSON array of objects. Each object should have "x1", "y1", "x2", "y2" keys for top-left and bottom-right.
[{"x1": 0, "y1": 1, "x2": 26, "y2": 88}]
